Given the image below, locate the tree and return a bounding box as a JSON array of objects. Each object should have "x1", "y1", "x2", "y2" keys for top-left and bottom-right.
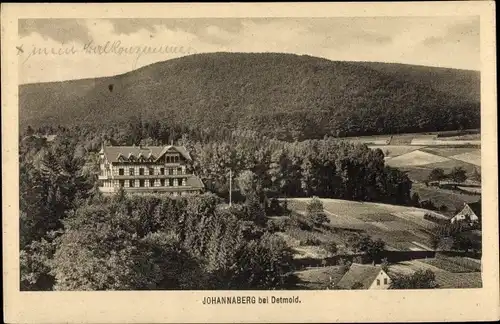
[
  {"x1": 381, "y1": 258, "x2": 390, "y2": 273},
  {"x1": 20, "y1": 238, "x2": 57, "y2": 291},
  {"x1": 470, "y1": 167, "x2": 481, "y2": 183},
  {"x1": 306, "y1": 196, "x2": 324, "y2": 215},
  {"x1": 354, "y1": 235, "x2": 386, "y2": 263},
  {"x1": 411, "y1": 192, "x2": 421, "y2": 207},
  {"x1": 305, "y1": 196, "x2": 330, "y2": 227},
  {"x1": 237, "y1": 170, "x2": 262, "y2": 198},
  {"x1": 449, "y1": 167, "x2": 467, "y2": 184},
  {"x1": 229, "y1": 232, "x2": 296, "y2": 289},
  {"x1": 323, "y1": 241, "x2": 338, "y2": 255},
  {"x1": 244, "y1": 192, "x2": 267, "y2": 227},
  {"x1": 51, "y1": 202, "x2": 202, "y2": 290},
  {"x1": 428, "y1": 168, "x2": 446, "y2": 182},
  {"x1": 390, "y1": 270, "x2": 438, "y2": 289},
  {"x1": 452, "y1": 235, "x2": 477, "y2": 253}
]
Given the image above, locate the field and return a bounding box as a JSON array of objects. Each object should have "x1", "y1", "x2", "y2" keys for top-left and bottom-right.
[
  {"x1": 361, "y1": 131, "x2": 481, "y2": 188},
  {"x1": 341, "y1": 129, "x2": 480, "y2": 146},
  {"x1": 411, "y1": 183, "x2": 480, "y2": 215},
  {"x1": 287, "y1": 198, "x2": 448, "y2": 252},
  {"x1": 388, "y1": 258, "x2": 482, "y2": 289},
  {"x1": 385, "y1": 150, "x2": 449, "y2": 167},
  {"x1": 366, "y1": 132, "x2": 482, "y2": 215},
  {"x1": 368, "y1": 145, "x2": 424, "y2": 158},
  {"x1": 294, "y1": 257, "x2": 482, "y2": 289}
]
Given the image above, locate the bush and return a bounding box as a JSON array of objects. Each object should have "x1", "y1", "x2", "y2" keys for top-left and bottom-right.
[
  {"x1": 301, "y1": 238, "x2": 322, "y2": 246},
  {"x1": 390, "y1": 270, "x2": 438, "y2": 289},
  {"x1": 306, "y1": 196, "x2": 324, "y2": 215},
  {"x1": 267, "y1": 217, "x2": 289, "y2": 232},
  {"x1": 421, "y1": 200, "x2": 438, "y2": 210},
  {"x1": 428, "y1": 168, "x2": 446, "y2": 182},
  {"x1": 323, "y1": 241, "x2": 338, "y2": 255},
  {"x1": 310, "y1": 212, "x2": 330, "y2": 227}
]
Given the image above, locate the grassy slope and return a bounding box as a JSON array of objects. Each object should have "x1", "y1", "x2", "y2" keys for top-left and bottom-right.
[
  {"x1": 20, "y1": 53, "x2": 480, "y2": 139},
  {"x1": 287, "y1": 198, "x2": 446, "y2": 252}
]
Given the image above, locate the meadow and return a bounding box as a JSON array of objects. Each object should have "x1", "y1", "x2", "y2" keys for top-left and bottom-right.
[{"x1": 286, "y1": 198, "x2": 447, "y2": 252}]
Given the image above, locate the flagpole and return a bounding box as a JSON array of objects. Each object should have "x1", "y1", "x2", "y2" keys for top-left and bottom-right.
[{"x1": 229, "y1": 169, "x2": 232, "y2": 207}]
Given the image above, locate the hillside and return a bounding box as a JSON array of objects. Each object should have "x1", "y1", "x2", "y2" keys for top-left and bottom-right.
[{"x1": 19, "y1": 52, "x2": 480, "y2": 140}]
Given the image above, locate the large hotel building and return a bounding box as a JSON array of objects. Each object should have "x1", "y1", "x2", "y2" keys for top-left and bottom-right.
[{"x1": 98, "y1": 144, "x2": 204, "y2": 195}]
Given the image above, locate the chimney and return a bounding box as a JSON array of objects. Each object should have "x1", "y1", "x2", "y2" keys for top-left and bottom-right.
[{"x1": 170, "y1": 139, "x2": 174, "y2": 146}]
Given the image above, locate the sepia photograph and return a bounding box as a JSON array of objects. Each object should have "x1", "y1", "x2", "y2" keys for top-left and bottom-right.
[
  {"x1": 2, "y1": 2, "x2": 498, "y2": 323},
  {"x1": 17, "y1": 15, "x2": 484, "y2": 292}
]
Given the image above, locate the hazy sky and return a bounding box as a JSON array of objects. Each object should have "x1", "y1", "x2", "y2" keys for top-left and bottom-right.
[{"x1": 18, "y1": 17, "x2": 480, "y2": 84}]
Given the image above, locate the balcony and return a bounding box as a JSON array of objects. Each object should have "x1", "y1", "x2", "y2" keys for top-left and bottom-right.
[
  {"x1": 98, "y1": 185, "x2": 201, "y2": 194},
  {"x1": 98, "y1": 174, "x2": 110, "y2": 180},
  {"x1": 112, "y1": 174, "x2": 187, "y2": 179}
]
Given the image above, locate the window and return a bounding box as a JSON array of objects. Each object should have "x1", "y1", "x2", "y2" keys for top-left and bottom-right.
[
  {"x1": 139, "y1": 180, "x2": 145, "y2": 187},
  {"x1": 148, "y1": 168, "x2": 154, "y2": 175},
  {"x1": 119, "y1": 168, "x2": 124, "y2": 175},
  {"x1": 169, "y1": 168, "x2": 174, "y2": 175},
  {"x1": 129, "y1": 180, "x2": 134, "y2": 187},
  {"x1": 376, "y1": 279, "x2": 380, "y2": 286},
  {"x1": 174, "y1": 155, "x2": 179, "y2": 163},
  {"x1": 169, "y1": 179, "x2": 174, "y2": 186},
  {"x1": 160, "y1": 168, "x2": 165, "y2": 175},
  {"x1": 129, "y1": 168, "x2": 134, "y2": 176},
  {"x1": 177, "y1": 167, "x2": 182, "y2": 175},
  {"x1": 119, "y1": 180, "x2": 124, "y2": 187},
  {"x1": 149, "y1": 179, "x2": 155, "y2": 187},
  {"x1": 160, "y1": 179, "x2": 165, "y2": 186},
  {"x1": 384, "y1": 278, "x2": 388, "y2": 285},
  {"x1": 139, "y1": 168, "x2": 144, "y2": 175}
]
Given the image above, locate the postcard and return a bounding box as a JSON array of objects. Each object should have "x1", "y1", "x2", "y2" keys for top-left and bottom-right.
[{"x1": 2, "y1": 2, "x2": 498, "y2": 323}]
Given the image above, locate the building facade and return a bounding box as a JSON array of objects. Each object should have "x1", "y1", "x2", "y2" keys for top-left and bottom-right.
[
  {"x1": 98, "y1": 144, "x2": 204, "y2": 195},
  {"x1": 335, "y1": 263, "x2": 391, "y2": 290}
]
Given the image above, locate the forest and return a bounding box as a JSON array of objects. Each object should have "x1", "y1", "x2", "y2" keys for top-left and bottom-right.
[
  {"x1": 20, "y1": 53, "x2": 480, "y2": 141},
  {"x1": 20, "y1": 121, "x2": 414, "y2": 291}
]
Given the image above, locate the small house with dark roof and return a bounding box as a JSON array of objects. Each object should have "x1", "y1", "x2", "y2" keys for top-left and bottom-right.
[
  {"x1": 335, "y1": 263, "x2": 391, "y2": 290},
  {"x1": 98, "y1": 144, "x2": 204, "y2": 195},
  {"x1": 451, "y1": 201, "x2": 481, "y2": 224}
]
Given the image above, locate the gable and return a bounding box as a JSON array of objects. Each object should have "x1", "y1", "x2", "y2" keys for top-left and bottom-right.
[
  {"x1": 453, "y1": 203, "x2": 480, "y2": 222},
  {"x1": 368, "y1": 270, "x2": 391, "y2": 289},
  {"x1": 103, "y1": 145, "x2": 191, "y2": 163},
  {"x1": 154, "y1": 145, "x2": 192, "y2": 162}
]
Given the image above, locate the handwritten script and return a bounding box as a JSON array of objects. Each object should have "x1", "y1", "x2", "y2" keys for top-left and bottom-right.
[{"x1": 17, "y1": 40, "x2": 197, "y2": 67}]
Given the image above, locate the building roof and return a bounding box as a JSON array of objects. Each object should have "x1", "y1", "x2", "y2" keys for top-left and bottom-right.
[
  {"x1": 294, "y1": 266, "x2": 347, "y2": 290},
  {"x1": 102, "y1": 145, "x2": 192, "y2": 163},
  {"x1": 186, "y1": 175, "x2": 205, "y2": 190},
  {"x1": 336, "y1": 263, "x2": 384, "y2": 289},
  {"x1": 468, "y1": 200, "x2": 481, "y2": 218},
  {"x1": 452, "y1": 200, "x2": 481, "y2": 222}
]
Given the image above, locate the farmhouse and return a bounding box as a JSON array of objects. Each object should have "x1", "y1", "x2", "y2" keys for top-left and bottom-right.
[
  {"x1": 451, "y1": 201, "x2": 481, "y2": 224},
  {"x1": 335, "y1": 263, "x2": 391, "y2": 290},
  {"x1": 98, "y1": 144, "x2": 204, "y2": 195}
]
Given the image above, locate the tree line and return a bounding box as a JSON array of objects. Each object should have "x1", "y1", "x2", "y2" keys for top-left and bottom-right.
[{"x1": 19, "y1": 123, "x2": 415, "y2": 290}]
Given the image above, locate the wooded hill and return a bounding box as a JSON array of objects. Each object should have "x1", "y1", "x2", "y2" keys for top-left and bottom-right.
[{"x1": 20, "y1": 53, "x2": 480, "y2": 140}]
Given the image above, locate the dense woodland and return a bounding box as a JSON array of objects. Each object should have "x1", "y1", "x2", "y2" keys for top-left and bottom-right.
[
  {"x1": 20, "y1": 53, "x2": 480, "y2": 141},
  {"x1": 20, "y1": 122, "x2": 414, "y2": 290}
]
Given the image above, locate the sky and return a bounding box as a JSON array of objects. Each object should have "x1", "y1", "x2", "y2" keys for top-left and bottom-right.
[{"x1": 18, "y1": 17, "x2": 480, "y2": 84}]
